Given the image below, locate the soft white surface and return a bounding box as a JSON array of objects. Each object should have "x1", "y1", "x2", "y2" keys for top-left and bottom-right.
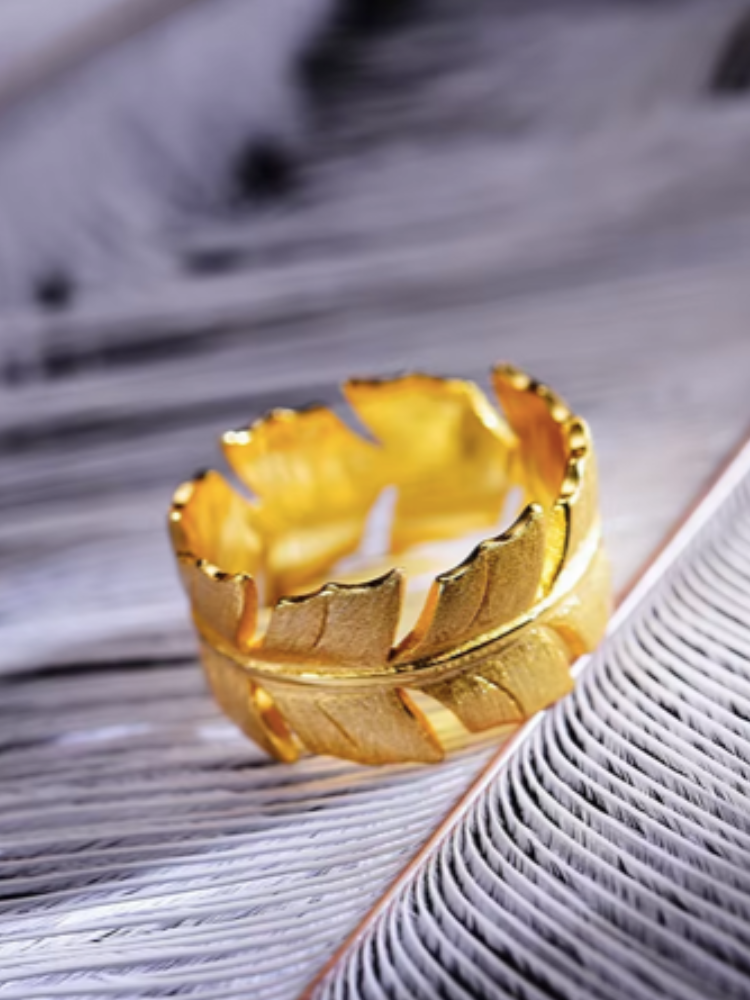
[
  {"x1": 0, "y1": 0, "x2": 747, "y2": 336},
  {"x1": 0, "y1": 0, "x2": 137, "y2": 73},
  {"x1": 0, "y1": 0, "x2": 333, "y2": 320},
  {"x1": 0, "y1": 696, "x2": 495, "y2": 998}
]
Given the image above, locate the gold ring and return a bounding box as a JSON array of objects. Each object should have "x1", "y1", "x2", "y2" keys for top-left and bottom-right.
[{"x1": 168, "y1": 364, "x2": 611, "y2": 765}]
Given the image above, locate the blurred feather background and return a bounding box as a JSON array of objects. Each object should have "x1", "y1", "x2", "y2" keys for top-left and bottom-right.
[
  {"x1": 4, "y1": 2, "x2": 750, "y2": 997},
  {"x1": 1, "y1": 0, "x2": 750, "y2": 368}
]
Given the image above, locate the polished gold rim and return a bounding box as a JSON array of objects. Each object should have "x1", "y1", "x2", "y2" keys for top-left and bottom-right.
[{"x1": 169, "y1": 363, "x2": 611, "y2": 765}]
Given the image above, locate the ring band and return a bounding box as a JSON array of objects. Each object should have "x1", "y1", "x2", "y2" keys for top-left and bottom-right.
[{"x1": 169, "y1": 364, "x2": 611, "y2": 765}]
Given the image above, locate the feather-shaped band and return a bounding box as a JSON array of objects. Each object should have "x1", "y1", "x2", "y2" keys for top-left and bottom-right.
[{"x1": 168, "y1": 364, "x2": 611, "y2": 764}]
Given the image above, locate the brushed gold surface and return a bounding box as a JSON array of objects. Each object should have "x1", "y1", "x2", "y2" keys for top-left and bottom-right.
[
  {"x1": 223, "y1": 407, "x2": 381, "y2": 602},
  {"x1": 343, "y1": 374, "x2": 516, "y2": 554},
  {"x1": 169, "y1": 364, "x2": 610, "y2": 764},
  {"x1": 396, "y1": 504, "x2": 547, "y2": 661}
]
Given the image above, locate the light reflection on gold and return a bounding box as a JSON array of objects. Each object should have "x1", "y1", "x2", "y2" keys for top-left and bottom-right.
[{"x1": 169, "y1": 364, "x2": 610, "y2": 765}]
